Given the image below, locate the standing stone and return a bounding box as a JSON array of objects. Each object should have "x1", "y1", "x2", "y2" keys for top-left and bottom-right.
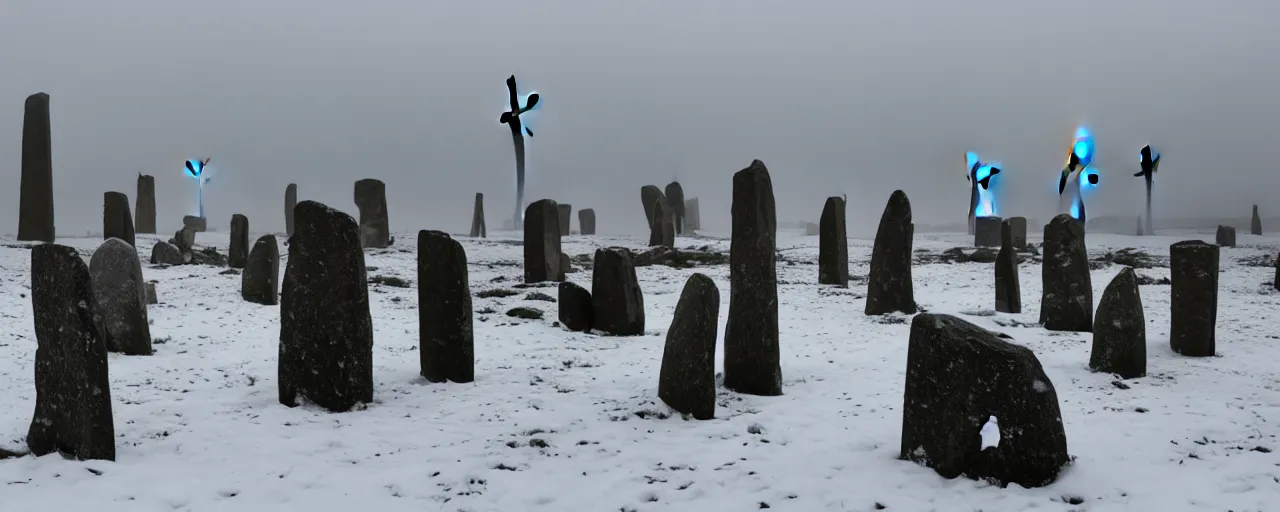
[
  {"x1": 18, "y1": 93, "x2": 55, "y2": 243},
  {"x1": 1170, "y1": 240, "x2": 1218, "y2": 357},
  {"x1": 523, "y1": 199, "x2": 564, "y2": 283},
  {"x1": 27, "y1": 244, "x2": 114, "y2": 461},
  {"x1": 578, "y1": 208, "x2": 596, "y2": 235},
  {"x1": 150, "y1": 241, "x2": 183, "y2": 265},
  {"x1": 1090, "y1": 267, "x2": 1146, "y2": 378},
  {"x1": 353, "y1": 178, "x2": 391, "y2": 248},
  {"x1": 685, "y1": 197, "x2": 701, "y2": 231},
  {"x1": 591, "y1": 247, "x2": 645, "y2": 336},
  {"x1": 557, "y1": 204, "x2": 572, "y2": 236},
  {"x1": 278, "y1": 201, "x2": 374, "y2": 412},
  {"x1": 89, "y1": 238, "x2": 152, "y2": 355},
  {"x1": 649, "y1": 199, "x2": 675, "y2": 247},
  {"x1": 900, "y1": 313, "x2": 1070, "y2": 489},
  {"x1": 1039, "y1": 214, "x2": 1093, "y2": 332},
  {"x1": 229, "y1": 214, "x2": 249, "y2": 269},
  {"x1": 1007, "y1": 217, "x2": 1028, "y2": 249},
  {"x1": 724, "y1": 160, "x2": 782, "y2": 396},
  {"x1": 640, "y1": 185, "x2": 666, "y2": 228},
  {"x1": 1136, "y1": 215, "x2": 1144, "y2": 236},
  {"x1": 284, "y1": 183, "x2": 298, "y2": 237},
  {"x1": 1251, "y1": 205, "x2": 1262, "y2": 235},
  {"x1": 242, "y1": 235, "x2": 280, "y2": 305},
  {"x1": 183, "y1": 215, "x2": 207, "y2": 233},
  {"x1": 135, "y1": 174, "x2": 156, "y2": 234},
  {"x1": 145, "y1": 282, "x2": 157, "y2": 305},
  {"x1": 866, "y1": 190, "x2": 917, "y2": 316},
  {"x1": 818, "y1": 196, "x2": 849, "y2": 286},
  {"x1": 558, "y1": 281, "x2": 594, "y2": 332},
  {"x1": 658, "y1": 273, "x2": 720, "y2": 420},
  {"x1": 974, "y1": 216, "x2": 1002, "y2": 247},
  {"x1": 470, "y1": 193, "x2": 486, "y2": 238},
  {"x1": 418, "y1": 231, "x2": 474, "y2": 384},
  {"x1": 665, "y1": 182, "x2": 686, "y2": 235},
  {"x1": 1216, "y1": 225, "x2": 1236, "y2": 247},
  {"x1": 994, "y1": 220, "x2": 1022, "y2": 314},
  {"x1": 102, "y1": 192, "x2": 136, "y2": 247}
]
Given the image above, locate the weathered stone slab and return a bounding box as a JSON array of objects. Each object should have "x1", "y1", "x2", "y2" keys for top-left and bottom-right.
[
  {"x1": 818, "y1": 196, "x2": 848, "y2": 286},
  {"x1": 557, "y1": 204, "x2": 572, "y2": 236},
  {"x1": 354, "y1": 178, "x2": 391, "y2": 248},
  {"x1": 242, "y1": 235, "x2": 280, "y2": 305},
  {"x1": 89, "y1": 238, "x2": 151, "y2": 355},
  {"x1": 578, "y1": 208, "x2": 596, "y2": 235},
  {"x1": 135, "y1": 174, "x2": 156, "y2": 234},
  {"x1": 1216, "y1": 225, "x2": 1236, "y2": 247},
  {"x1": 974, "y1": 216, "x2": 1002, "y2": 248},
  {"x1": 18, "y1": 93, "x2": 55, "y2": 243},
  {"x1": 649, "y1": 199, "x2": 675, "y2": 247},
  {"x1": 866, "y1": 190, "x2": 916, "y2": 315},
  {"x1": 1170, "y1": 240, "x2": 1218, "y2": 357},
  {"x1": 641, "y1": 185, "x2": 666, "y2": 229},
  {"x1": 591, "y1": 247, "x2": 645, "y2": 336},
  {"x1": 658, "y1": 273, "x2": 719, "y2": 420},
  {"x1": 1090, "y1": 267, "x2": 1146, "y2": 378},
  {"x1": 229, "y1": 214, "x2": 249, "y2": 269},
  {"x1": 418, "y1": 230, "x2": 474, "y2": 383},
  {"x1": 665, "y1": 182, "x2": 686, "y2": 235},
  {"x1": 557, "y1": 282, "x2": 593, "y2": 332},
  {"x1": 994, "y1": 220, "x2": 1021, "y2": 313},
  {"x1": 724, "y1": 160, "x2": 782, "y2": 396},
  {"x1": 1039, "y1": 214, "x2": 1092, "y2": 332},
  {"x1": 103, "y1": 191, "x2": 135, "y2": 247},
  {"x1": 523, "y1": 199, "x2": 563, "y2": 283}
]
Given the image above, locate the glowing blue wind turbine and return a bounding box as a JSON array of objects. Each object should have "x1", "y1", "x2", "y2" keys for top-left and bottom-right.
[
  {"x1": 184, "y1": 158, "x2": 212, "y2": 218},
  {"x1": 964, "y1": 151, "x2": 1002, "y2": 234},
  {"x1": 1057, "y1": 126, "x2": 1100, "y2": 222},
  {"x1": 499, "y1": 75, "x2": 540, "y2": 229}
]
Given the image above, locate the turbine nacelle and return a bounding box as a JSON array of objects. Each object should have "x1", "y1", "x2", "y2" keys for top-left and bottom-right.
[{"x1": 1135, "y1": 145, "x2": 1161, "y2": 178}]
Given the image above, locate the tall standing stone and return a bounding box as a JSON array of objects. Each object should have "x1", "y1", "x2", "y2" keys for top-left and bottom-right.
[
  {"x1": 865, "y1": 190, "x2": 917, "y2": 316},
  {"x1": 523, "y1": 199, "x2": 563, "y2": 283},
  {"x1": 724, "y1": 160, "x2": 781, "y2": 396},
  {"x1": 89, "y1": 238, "x2": 151, "y2": 355},
  {"x1": 18, "y1": 93, "x2": 55, "y2": 243},
  {"x1": 470, "y1": 193, "x2": 486, "y2": 238},
  {"x1": 418, "y1": 230, "x2": 474, "y2": 384},
  {"x1": 1251, "y1": 205, "x2": 1262, "y2": 235},
  {"x1": 102, "y1": 192, "x2": 135, "y2": 247},
  {"x1": 135, "y1": 174, "x2": 156, "y2": 234},
  {"x1": 229, "y1": 214, "x2": 249, "y2": 269},
  {"x1": 649, "y1": 199, "x2": 675, "y2": 247},
  {"x1": 658, "y1": 273, "x2": 720, "y2": 420},
  {"x1": 578, "y1": 208, "x2": 596, "y2": 235},
  {"x1": 1039, "y1": 214, "x2": 1093, "y2": 332},
  {"x1": 242, "y1": 234, "x2": 280, "y2": 305},
  {"x1": 284, "y1": 183, "x2": 297, "y2": 237},
  {"x1": 974, "y1": 216, "x2": 1002, "y2": 247},
  {"x1": 28, "y1": 244, "x2": 114, "y2": 461},
  {"x1": 557, "y1": 204, "x2": 572, "y2": 236},
  {"x1": 353, "y1": 178, "x2": 391, "y2": 248},
  {"x1": 994, "y1": 220, "x2": 1022, "y2": 313},
  {"x1": 1215, "y1": 225, "x2": 1236, "y2": 247},
  {"x1": 685, "y1": 197, "x2": 701, "y2": 231},
  {"x1": 591, "y1": 247, "x2": 645, "y2": 335},
  {"x1": 640, "y1": 185, "x2": 666, "y2": 228},
  {"x1": 818, "y1": 196, "x2": 849, "y2": 286},
  {"x1": 1170, "y1": 240, "x2": 1218, "y2": 357},
  {"x1": 278, "y1": 201, "x2": 374, "y2": 412},
  {"x1": 1090, "y1": 267, "x2": 1146, "y2": 378},
  {"x1": 665, "y1": 182, "x2": 686, "y2": 235}
]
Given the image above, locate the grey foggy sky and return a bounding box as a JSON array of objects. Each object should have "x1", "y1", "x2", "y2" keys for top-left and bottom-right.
[{"x1": 2, "y1": 0, "x2": 1278, "y2": 239}]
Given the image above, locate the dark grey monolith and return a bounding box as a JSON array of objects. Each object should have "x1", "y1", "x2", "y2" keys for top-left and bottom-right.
[
  {"x1": 89, "y1": 238, "x2": 151, "y2": 356},
  {"x1": 103, "y1": 192, "x2": 135, "y2": 247},
  {"x1": 418, "y1": 230, "x2": 474, "y2": 384},
  {"x1": 285, "y1": 183, "x2": 297, "y2": 236},
  {"x1": 136, "y1": 174, "x2": 156, "y2": 234},
  {"x1": 558, "y1": 281, "x2": 593, "y2": 332},
  {"x1": 649, "y1": 199, "x2": 675, "y2": 247},
  {"x1": 353, "y1": 178, "x2": 391, "y2": 248},
  {"x1": 974, "y1": 216, "x2": 1002, "y2": 248},
  {"x1": 557, "y1": 204, "x2": 572, "y2": 236},
  {"x1": 1251, "y1": 205, "x2": 1262, "y2": 235},
  {"x1": 578, "y1": 208, "x2": 596, "y2": 235},
  {"x1": 1170, "y1": 240, "x2": 1218, "y2": 357},
  {"x1": 470, "y1": 193, "x2": 486, "y2": 238},
  {"x1": 28, "y1": 244, "x2": 114, "y2": 461},
  {"x1": 523, "y1": 199, "x2": 563, "y2": 283},
  {"x1": 1007, "y1": 217, "x2": 1028, "y2": 249},
  {"x1": 1216, "y1": 225, "x2": 1236, "y2": 247},
  {"x1": 591, "y1": 248, "x2": 645, "y2": 335},
  {"x1": 242, "y1": 235, "x2": 280, "y2": 305},
  {"x1": 1090, "y1": 267, "x2": 1146, "y2": 378},
  {"x1": 866, "y1": 190, "x2": 916, "y2": 316},
  {"x1": 685, "y1": 197, "x2": 701, "y2": 231},
  {"x1": 658, "y1": 273, "x2": 720, "y2": 420},
  {"x1": 279, "y1": 201, "x2": 374, "y2": 412},
  {"x1": 183, "y1": 215, "x2": 207, "y2": 233},
  {"x1": 640, "y1": 185, "x2": 666, "y2": 228},
  {"x1": 18, "y1": 93, "x2": 55, "y2": 243},
  {"x1": 901, "y1": 313, "x2": 1069, "y2": 488},
  {"x1": 994, "y1": 220, "x2": 1021, "y2": 314},
  {"x1": 818, "y1": 196, "x2": 848, "y2": 286},
  {"x1": 151, "y1": 241, "x2": 183, "y2": 265},
  {"x1": 229, "y1": 214, "x2": 249, "y2": 269},
  {"x1": 1040, "y1": 214, "x2": 1093, "y2": 332},
  {"x1": 665, "y1": 182, "x2": 686, "y2": 235},
  {"x1": 724, "y1": 160, "x2": 782, "y2": 396}
]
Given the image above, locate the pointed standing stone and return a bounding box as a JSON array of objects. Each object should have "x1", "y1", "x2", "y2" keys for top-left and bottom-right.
[
  {"x1": 649, "y1": 199, "x2": 675, "y2": 247},
  {"x1": 818, "y1": 196, "x2": 849, "y2": 286},
  {"x1": 557, "y1": 281, "x2": 593, "y2": 332},
  {"x1": 28, "y1": 244, "x2": 115, "y2": 461},
  {"x1": 578, "y1": 208, "x2": 596, "y2": 235},
  {"x1": 242, "y1": 235, "x2": 280, "y2": 305},
  {"x1": 229, "y1": 214, "x2": 249, "y2": 269},
  {"x1": 135, "y1": 174, "x2": 156, "y2": 234},
  {"x1": 418, "y1": 230, "x2": 474, "y2": 383},
  {"x1": 89, "y1": 238, "x2": 152, "y2": 355},
  {"x1": 591, "y1": 247, "x2": 645, "y2": 335},
  {"x1": 1039, "y1": 214, "x2": 1093, "y2": 332},
  {"x1": 353, "y1": 178, "x2": 391, "y2": 248},
  {"x1": 470, "y1": 193, "x2": 486, "y2": 238},
  {"x1": 974, "y1": 216, "x2": 1002, "y2": 247},
  {"x1": 285, "y1": 183, "x2": 298, "y2": 236},
  {"x1": 557, "y1": 204, "x2": 572, "y2": 236},
  {"x1": 640, "y1": 185, "x2": 666, "y2": 228},
  {"x1": 665, "y1": 182, "x2": 686, "y2": 235},
  {"x1": 278, "y1": 201, "x2": 374, "y2": 411},
  {"x1": 994, "y1": 220, "x2": 1022, "y2": 313},
  {"x1": 1216, "y1": 225, "x2": 1236, "y2": 247},
  {"x1": 866, "y1": 190, "x2": 917, "y2": 315},
  {"x1": 523, "y1": 199, "x2": 563, "y2": 283},
  {"x1": 18, "y1": 93, "x2": 55, "y2": 243},
  {"x1": 1251, "y1": 205, "x2": 1262, "y2": 235},
  {"x1": 724, "y1": 160, "x2": 782, "y2": 396},
  {"x1": 1090, "y1": 267, "x2": 1146, "y2": 378},
  {"x1": 658, "y1": 273, "x2": 720, "y2": 420},
  {"x1": 103, "y1": 192, "x2": 135, "y2": 247},
  {"x1": 1170, "y1": 240, "x2": 1218, "y2": 357}
]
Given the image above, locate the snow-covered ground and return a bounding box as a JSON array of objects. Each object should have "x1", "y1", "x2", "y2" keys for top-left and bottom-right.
[{"x1": 1, "y1": 227, "x2": 1278, "y2": 511}]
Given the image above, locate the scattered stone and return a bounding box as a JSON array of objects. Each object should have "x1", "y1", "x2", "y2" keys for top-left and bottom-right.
[
  {"x1": 470, "y1": 192, "x2": 486, "y2": 238},
  {"x1": 974, "y1": 216, "x2": 1001, "y2": 248},
  {"x1": 1090, "y1": 268, "x2": 1146, "y2": 378},
  {"x1": 242, "y1": 235, "x2": 280, "y2": 305},
  {"x1": 632, "y1": 246, "x2": 729, "y2": 268},
  {"x1": 659, "y1": 273, "x2": 720, "y2": 420},
  {"x1": 1251, "y1": 205, "x2": 1262, "y2": 236},
  {"x1": 369, "y1": 275, "x2": 410, "y2": 288},
  {"x1": 183, "y1": 215, "x2": 207, "y2": 233},
  {"x1": 89, "y1": 238, "x2": 152, "y2": 355},
  {"x1": 591, "y1": 247, "x2": 645, "y2": 336},
  {"x1": 557, "y1": 282, "x2": 593, "y2": 332},
  {"x1": 279, "y1": 201, "x2": 374, "y2": 412},
  {"x1": 418, "y1": 230, "x2": 474, "y2": 384},
  {"x1": 640, "y1": 185, "x2": 667, "y2": 229},
  {"x1": 285, "y1": 183, "x2": 298, "y2": 237},
  {"x1": 1216, "y1": 225, "x2": 1236, "y2": 247},
  {"x1": 900, "y1": 313, "x2": 1069, "y2": 488},
  {"x1": 649, "y1": 199, "x2": 675, "y2": 247},
  {"x1": 145, "y1": 282, "x2": 157, "y2": 305},
  {"x1": 354, "y1": 179, "x2": 391, "y2": 248},
  {"x1": 665, "y1": 182, "x2": 686, "y2": 235},
  {"x1": 28, "y1": 244, "x2": 115, "y2": 461},
  {"x1": 578, "y1": 208, "x2": 596, "y2": 235},
  {"x1": 229, "y1": 214, "x2": 249, "y2": 269},
  {"x1": 523, "y1": 199, "x2": 564, "y2": 283},
  {"x1": 994, "y1": 220, "x2": 1021, "y2": 314},
  {"x1": 18, "y1": 93, "x2": 55, "y2": 243},
  {"x1": 506, "y1": 307, "x2": 544, "y2": 320},
  {"x1": 150, "y1": 241, "x2": 183, "y2": 266},
  {"x1": 524, "y1": 291, "x2": 555, "y2": 302},
  {"x1": 477, "y1": 289, "x2": 519, "y2": 298},
  {"x1": 1170, "y1": 240, "x2": 1218, "y2": 357},
  {"x1": 1039, "y1": 214, "x2": 1093, "y2": 332},
  {"x1": 189, "y1": 246, "x2": 227, "y2": 266},
  {"x1": 724, "y1": 160, "x2": 782, "y2": 396},
  {"x1": 557, "y1": 204, "x2": 572, "y2": 236},
  {"x1": 135, "y1": 174, "x2": 156, "y2": 234},
  {"x1": 866, "y1": 190, "x2": 917, "y2": 316},
  {"x1": 818, "y1": 196, "x2": 849, "y2": 286}
]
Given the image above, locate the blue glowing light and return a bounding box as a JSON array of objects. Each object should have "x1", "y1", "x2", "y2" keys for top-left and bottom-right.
[
  {"x1": 1069, "y1": 200, "x2": 1082, "y2": 219},
  {"x1": 965, "y1": 151, "x2": 980, "y2": 173},
  {"x1": 184, "y1": 158, "x2": 213, "y2": 218}
]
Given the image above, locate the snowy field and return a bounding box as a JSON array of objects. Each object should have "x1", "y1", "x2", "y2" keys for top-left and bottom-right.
[{"x1": 1, "y1": 227, "x2": 1278, "y2": 512}]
